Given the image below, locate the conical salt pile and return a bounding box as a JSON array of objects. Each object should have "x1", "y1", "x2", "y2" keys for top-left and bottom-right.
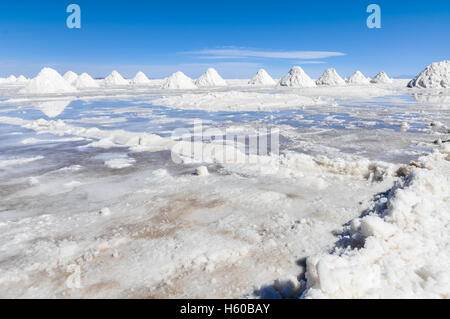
[
  {"x1": 75, "y1": 73, "x2": 100, "y2": 89},
  {"x1": 5, "y1": 75, "x2": 17, "y2": 83},
  {"x1": 161, "y1": 71, "x2": 197, "y2": 89},
  {"x1": 104, "y1": 70, "x2": 129, "y2": 86},
  {"x1": 407, "y1": 60, "x2": 450, "y2": 89},
  {"x1": 16, "y1": 75, "x2": 29, "y2": 83},
  {"x1": 348, "y1": 71, "x2": 370, "y2": 84},
  {"x1": 19, "y1": 68, "x2": 77, "y2": 94},
  {"x1": 195, "y1": 68, "x2": 227, "y2": 87},
  {"x1": 371, "y1": 71, "x2": 393, "y2": 84},
  {"x1": 316, "y1": 68, "x2": 346, "y2": 86},
  {"x1": 63, "y1": 71, "x2": 78, "y2": 84},
  {"x1": 131, "y1": 71, "x2": 151, "y2": 85},
  {"x1": 278, "y1": 66, "x2": 316, "y2": 87},
  {"x1": 248, "y1": 69, "x2": 276, "y2": 86}
]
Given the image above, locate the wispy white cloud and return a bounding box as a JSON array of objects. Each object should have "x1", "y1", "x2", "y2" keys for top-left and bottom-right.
[
  {"x1": 183, "y1": 48, "x2": 345, "y2": 60},
  {"x1": 295, "y1": 60, "x2": 327, "y2": 64}
]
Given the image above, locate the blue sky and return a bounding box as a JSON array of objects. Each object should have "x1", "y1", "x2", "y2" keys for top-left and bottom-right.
[{"x1": 0, "y1": 0, "x2": 449, "y2": 78}]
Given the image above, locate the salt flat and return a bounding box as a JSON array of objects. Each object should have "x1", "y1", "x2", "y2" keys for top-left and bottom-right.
[{"x1": 0, "y1": 71, "x2": 449, "y2": 298}]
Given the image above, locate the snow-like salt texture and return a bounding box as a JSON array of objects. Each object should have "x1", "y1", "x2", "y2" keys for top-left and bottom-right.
[
  {"x1": 131, "y1": 71, "x2": 151, "y2": 85},
  {"x1": 195, "y1": 68, "x2": 227, "y2": 87},
  {"x1": 161, "y1": 71, "x2": 197, "y2": 89},
  {"x1": 19, "y1": 68, "x2": 77, "y2": 95},
  {"x1": 150, "y1": 91, "x2": 328, "y2": 111},
  {"x1": 0, "y1": 117, "x2": 173, "y2": 152},
  {"x1": 0, "y1": 156, "x2": 44, "y2": 168},
  {"x1": 248, "y1": 69, "x2": 276, "y2": 86},
  {"x1": 75, "y1": 73, "x2": 100, "y2": 89},
  {"x1": 104, "y1": 70, "x2": 129, "y2": 86},
  {"x1": 371, "y1": 71, "x2": 393, "y2": 84},
  {"x1": 278, "y1": 66, "x2": 316, "y2": 88},
  {"x1": 305, "y1": 147, "x2": 450, "y2": 298},
  {"x1": 63, "y1": 71, "x2": 78, "y2": 85},
  {"x1": 347, "y1": 71, "x2": 370, "y2": 84},
  {"x1": 316, "y1": 68, "x2": 346, "y2": 86},
  {"x1": 408, "y1": 60, "x2": 450, "y2": 89}
]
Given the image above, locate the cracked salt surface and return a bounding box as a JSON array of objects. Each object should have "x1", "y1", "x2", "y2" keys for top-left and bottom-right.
[{"x1": 0, "y1": 81, "x2": 449, "y2": 298}]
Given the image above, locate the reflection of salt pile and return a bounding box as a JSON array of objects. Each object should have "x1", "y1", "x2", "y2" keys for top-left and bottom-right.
[
  {"x1": 408, "y1": 60, "x2": 450, "y2": 89},
  {"x1": 131, "y1": 71, "x2": 151, "y2": 85},
  {"x1": 104, "y1": 70, "x2": 129, "y2": 86},
  {"x1": 63, "y1": 71, "x2": 78, "y2": 84},
  {"x1": 195, "y1": 68, "x2": 227, "y2": 87},
  {"x1": 348, "y1": 71, "x2": 370, "y2": 84},
  {"x1": 316, "y1": 68, "x2": 345, "y2": 86},
  {"x1": 278, "y1": 66, "x2": 316, "y2": 87},
  {"x1": 16, "y1": 75, "x2": 29, "y2": 84},
  {"x1": 371, "y1": 71, "x2": 393, "y2": 84},
  {"x1": 31, "y1": 99, "x2": 73, "y2": 117},
  {"x1": 161, "y1": 71, "x2": 197, "y2": 89},
  {"x1": 75, "y1": 73, "x2": 99, "y2": 89},
  {"x1": 19, "y1": 68, "x2": 77, "y2": 94},
  {"x1": 248, "y1": 69, "x2": 276, "y2": 86}
]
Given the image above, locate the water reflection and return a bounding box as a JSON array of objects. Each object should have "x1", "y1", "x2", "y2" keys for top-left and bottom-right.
[
  {"x1": 411, "y1": 92, "x2": 450, "y2": 106},
  {"x1": 29, "y1": 99, "x2": 74, "y2": 117}
]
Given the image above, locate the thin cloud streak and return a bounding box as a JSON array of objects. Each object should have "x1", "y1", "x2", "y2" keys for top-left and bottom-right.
[{"x1": 183, "y1": 48, "x2": 346, "y2": 60}]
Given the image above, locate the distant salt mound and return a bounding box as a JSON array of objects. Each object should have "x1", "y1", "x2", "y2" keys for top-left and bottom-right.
[
  {"x1": 278, "y1": 66, "x2": 316, "y2": 87},
  {"x1": 248, "y1": 69, "x2": 276, "y2": 86},
  {"x1": 161, "y1": 71, "x2": 197, "y2": 89},
  {"x1": 16, "y1": 75, "x2": 29, "y2": 84},
  {"x1": 63, "y1": 71, "x2": 78, "y2": 84},
  {"x1": 195, "y1": 68, "x2": 227, "y2": 87},
  {"x1": 316, "y1": 68, "x2": 346, "y2": 86},
  {"x1": 131, "y1": 71, "x2": 151, "y2": 85},
  {"x1": 0, "y1": 75, "x2": 17, "y2": 84},
  {"x1": 5, "y1": 75, "x2": 17, "y2": 83},
  {"x1": 75, "y1": 73, "x2": 99, "y2": 89},
  {"x1": 19, "y1": 68, "x2": 77, "y2": 94},
  {"x1": 348, "y1": 71, "x2": 370, "y2": 84},
  {"x1": 104, "y1": 70, "x2": 129, "y2": 86},
  {"x1": 407, "y1": 60, "x2": 450, "y2": 89},
  {"x1": 371, "y1": 71, "x2": 393, "y2": 84}
]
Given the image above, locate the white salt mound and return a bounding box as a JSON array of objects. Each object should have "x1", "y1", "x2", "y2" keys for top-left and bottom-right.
[
  {"x1": 161, "y1": 71, "x2": 197, "y2": 89},
  {"x1": 195, "y1": 68, "x2": 227, "y2": 87},
  {"x1": 278, "y1": 66, "x2": 316, "y2": 88},
  {"x1": 63, "y1": 71, "x2": 78, "y2": 84},
  {"x1": 75, "y1": 73, "x2": 100, "y2": 89},
  {"x1": 104, "y1": 70, "x2": 129, "y2": 86},
  {"x1": 407, "y1": 60, "x2": 450, "y2": 89},
  {"x1": 348, "y1": 71, "x2": 370, "y2": 84},
  {"x1": 6, "y1": 75, "x2": 17, "y2": 83},
  {"x1": 371, "y1": 71, "x2": 393, "y2": 84},
  {"x1": 316, "y1": 68, "x2": 346, "y2": 86},
  {"x1": 0, "y1": 75, "x2": 17, "y2": 84},
  {"x1": 131, "y1": 71, "x2": 151, "y2": 85},
  {"x1": 16, "y1": 75, "x2": 29, "y2": 84},
  {"x1": 195, "y1": 166, "x2": 209, "y2": 176},
  {"x1": 19, "y1": 68, "x2": 77, "y2": 95},
  {"x1": 248, "y1": 69, "x2": 276, "y2": 86},
  {"x1": 99, "y1": 207, "x2": 111, "y2": 216}
]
